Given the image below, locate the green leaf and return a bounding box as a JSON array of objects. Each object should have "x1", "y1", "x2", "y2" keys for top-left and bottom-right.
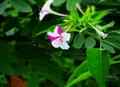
[
  {"x1": 27, "y1": 74, "x2": 40, "y2": 87},
  {"x1": 70, "y1": 8, "x2": 80, "y2": 22},
  {"x1": 73, "y1": 34, "x2": 85, "y2": 49},
  {"x1": 86, "y1": 48, "x2": 110, "y2": 87},
  {"x1": 85, "y1": 37, "x2": 96, "y2": 48},
  {"x1": 66, "y1": 61, "x2": 90, "y2": 86},
  {"x1": 0, "y1": 1, "x2": 9, "y2": 15},
  {"x1": 0, "y1": 40, "x2": 17, "y2": 63},
  {"x1": 66, "y1": 71, "x2": 92, "y2": 87},
  {"x1": 101, "y1": 41, "x2": 115, "y2": 54},
  {"x1": 0, "y1": 75, "x2": 7, "y2": 84},
  {"x1": 15, "y1": 44, "x2": 64, "y2": 87},
  {"x1": 53, "y1": 0, "x2": 65, "y2": 6},
  {"x1": 0, "y1": 63, "x2": 14, "y2": 75},
  {"x1": 103, "y1": 32, "x2": 120, "y2": 49},
  {"x1": 14, "y1": 65, "x2": 30, "y2": 77},
  {"x1": 33, "y1": 60, "x2": 64, "y2": 87},
  {"x1": 10, "y1": 0, "x2": 32, "y2": 13},
  {"x1": 66, "y1": 0, "x2": 80, "y2": 11},
  {"x1": 91, "y1": 9, "x2": 112, "y2": 24}
]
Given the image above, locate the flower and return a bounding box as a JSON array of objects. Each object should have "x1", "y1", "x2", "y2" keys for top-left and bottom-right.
[
  {"x1": 88, "y1": 23, "x2": 107, "y2": 39},
  {"x1": 95, "y1": 29, "x2": 107, "y2": 39},
  {"x1": 47, "y1": 26, "x2": 71, "y2": 50},
  {"x1": 39, "y1": 0, "x2": 67, "y2": 21}
]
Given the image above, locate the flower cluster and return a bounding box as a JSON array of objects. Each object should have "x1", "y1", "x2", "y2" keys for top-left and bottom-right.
[
  {"x1": 47, "y1": 26, "x2": 71, "y2": 50},
  {"x1": 39, "y1": 0, "x2": 108, "y2": 50}
]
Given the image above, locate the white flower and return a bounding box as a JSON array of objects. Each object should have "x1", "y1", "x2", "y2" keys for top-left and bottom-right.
[
  {"x1": 39, "y1": 0, "x2": 67, "y2": 21},
  {"x1": 89, "y1": 23, "x2": 107, "y2": 39},
  {"x1": 95, "y1": 29, "x2": 107, "y2": 39},
  {"x1": 47, "y1": 26, "x2": 71, "y2": 50}
]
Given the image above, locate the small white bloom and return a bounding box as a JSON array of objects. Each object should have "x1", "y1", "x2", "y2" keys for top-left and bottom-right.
[
  {"x1": 95, "y1": 29, "x2": 107, "y2": 39},
  {"x1": 47, "y1": 26, "x2": 71, "y2": 50},
  {"x1": 89, "y1": 23, "x2": 108, "y2": 39},
  {"x1": 39, "y1": 0, "x2": 67, "y2": 21}
]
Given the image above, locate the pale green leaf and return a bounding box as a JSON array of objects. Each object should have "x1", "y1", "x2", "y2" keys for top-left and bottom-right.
[
  {"x1": 53, "y1": 0, "x2": 65, "y2": 6},
  {"x1": 73, "y1": 34, "x2": 85, "y2": 49},
  {"x1": 85, "y1": 37, "x2": 96, "y2": 48}
]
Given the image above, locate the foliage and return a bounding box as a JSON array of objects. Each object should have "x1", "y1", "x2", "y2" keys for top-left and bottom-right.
[{"x1": 0, "y1": 0, "x2": 120, "y2": 87}]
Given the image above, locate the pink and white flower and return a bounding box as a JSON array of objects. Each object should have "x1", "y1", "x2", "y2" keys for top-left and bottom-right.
[
  {"x1": 47, "y1": 26, "x2": 71, "y2": 50},
  {"x1": 39, "y1": 0, "x2": 67, "y2": 21}
]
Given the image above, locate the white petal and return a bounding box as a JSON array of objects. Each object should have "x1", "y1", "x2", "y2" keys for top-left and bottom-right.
[
  {"x1": 59, "y1": 41, "x2": 70, "y2": 50},
  {"x1": 54, "y1": 26, "x2": 60, "y2": 35},
  {"x1": 42, "y1": 0, "x2": 53, "y2": 10},
  {"x1": 39, "y1": 12, "x2": 48, "y2": 21},
  {"x1": 62, "y1": 32, "x2": 71, "y2": 41},
  {"x1": 39, "y1": 0, "x2": 53, "y2": 21},
  {"x1": 51, "y1": 39, "x2": 60, "y2": 48},
  {"x1": 47, "y1": 32, "x2": 59, "y2": 37},
  {"x1": 47, "y1": 26, "x2": 60, "y2": 37}
]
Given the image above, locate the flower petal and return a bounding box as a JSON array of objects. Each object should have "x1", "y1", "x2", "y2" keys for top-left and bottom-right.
[
  {"x1": 57, "y1": 26, "x2": 62, "y2": 34},
  {"x1": 47, "y1": 32, "x2": 59, "y2": 37},
  {"x1": 39, "y1": 0, "x2": 53, "y2": 21},
  {"x1": 42, "y1": 0, "x2": 53, "y2": 10},
  {"x1": 48, "y1": 35, "x2": 59, "y2": 41},
  {"x1": 51, "y1": 39, "x2": 60, "y2": 48},
  {"x1": 59, "y1": 41, "x2": 70, "y2": 50},
  {"x1": 39, "y1": 10, "x2": 49, "y2": 21},
  {"x1": 54, "y1": 26, "x2": 61, "y2": 35},
  {"x1": 62, "y1": 33, "x2": 71, "y2": 41}
]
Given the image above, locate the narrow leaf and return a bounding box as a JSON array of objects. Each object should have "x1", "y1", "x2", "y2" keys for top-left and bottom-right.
[
  {"x1": 66, "y1": 61, "x2": 92, "y2": 87},
  {"x1": 87, "y1": 48, "x2": 110, "y2": 87}
]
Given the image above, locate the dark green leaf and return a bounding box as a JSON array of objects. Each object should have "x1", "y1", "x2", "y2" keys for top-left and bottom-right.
[
  {"x1": 101, "y1": 41, "x2": 115, "y2": 54},
  {"x1": 103, "y1": 32, "x2": 120, "y2": 49},
  {"x1": 0, "y1": 40, "x2": 17, "y2": 63},
  {"x1": 15, "y1": 44, "x2": 64, "y2": 87},
  {"x1": 0, "y1": 63, "x2": 14, "y2": 75},
  {"x1": 27, "y1": 74, "x2": 40, "y2": 87},
  {"x1": 0, "y1": 1, "x2": 9, "y2": 15}
]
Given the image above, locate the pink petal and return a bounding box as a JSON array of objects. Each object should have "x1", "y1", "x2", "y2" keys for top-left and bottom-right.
[
  {"x1": 48, "y1": 35, "x2": 59, "y2": 42},
  {"x1": 40, "y1": 10, "x2": 49, "y2": 14},
  {"x1": 57, "y1": 27, "x2": 62, "y2": 34}
]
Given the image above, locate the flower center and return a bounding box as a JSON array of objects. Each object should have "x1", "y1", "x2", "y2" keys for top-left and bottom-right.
[{"x1": 59, "y1": 35, "x2": 63, "y2": 42}]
